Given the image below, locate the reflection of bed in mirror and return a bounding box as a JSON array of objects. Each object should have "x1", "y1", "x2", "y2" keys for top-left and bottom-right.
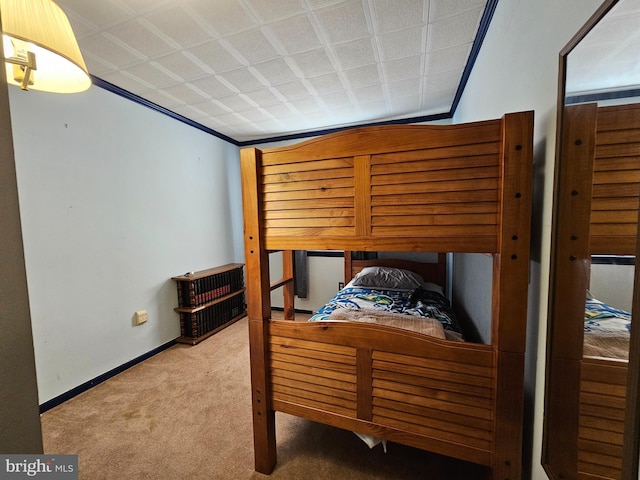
[
  {"x1": 583, "y1": 266, "x2": 635, "y2": 360},
  {"x1": 572, "y1": 103, "x2": 639, "y2": 480}
]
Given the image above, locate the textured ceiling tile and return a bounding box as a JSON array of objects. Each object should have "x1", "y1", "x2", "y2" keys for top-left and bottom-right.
[
  {"x1": 217, "y1": 68, "x2": 265, "y2": 91},
  {"x1": 430, "y1": 0, "x2": 486, "y2": 21},
  {"x1": 80, "y1": 33, "x2": 145, "y2": 68},
  {"x1": 306, "y1": 72, "x2": 345, "y2": 94},
  {"x1": 153, "y1": 52, "x2": 210, "y2": 82},
  {"x1": 381, "y1": 56, "x2": 422, "y2": 83},
  {"x1": 116, "y1": 0, "x2": 175, "y2": 15},
  {"x1": 216, "y1": 94, "x2": 259, "y2": 112},
  {"x1": 57, "y1": 0, "x2": 131, "y2": 30},
  {"x1": 332, "y1": 38, "x2": 377, "y2": 70},
  {"x1": 188, "y1": 0, "x2": 258, "y2": 37},
  {"x1": 189, "y1": 76, "x2": 236, "y2": 99},
  {"x1": 125, "y1": 62, "x2": 180, "y2": 89},
  {"x1": 186, "y1": 41, "x2": 245, "y2": 74},
  {"x1": 389, "y1": 94, "x2": 422, "y2": 115},
  {"x1": 243, "y1": 0, "x2": 307, "y2": 23},
  {"x1": 425, "y1": 44, "x2": 471, "y2": 74},
  {"x1": 423, "y1": 70, "x2": 460, "y2": 95},
  {"x1": 289, "y1": 49, "x2": 336, "y2": 78},
  {"x1": 352, "y1": 84, "x2": 384, "y2": 103},
  {"x1": 170, "y1": 104, "x2": 209, "y2": 120},
  {"x1": 162, "y1": 83, "x2": 209, "y2": 104},
  {"x1": 314, "y1": 0, "x2": 370, "y2": 44},
  {"x1": 142, "y1": 89, "x2": 182, "y2": 107},
  {"x1": 387, "y1": 78, "x2": 421, "y2": 97},
  {"x1": 371, "y1": 0, "x2": 426, "y2": 33},
  {"x1": 242, "y1": 87, "x2": 285, "y2": 106},
  {"x1": 377, "y1": 27, "x2": 424, "y2": 61},
  {"x1": 421, "y1": 91, "x2": 456, "y2": 110},
  {"x1": 427, "y1": 8, "x2": 483, "y2": 51},
  {"x1": 251, "y1": 57, "x2": 299, "y2": 86},
  {"x1": 306, "y1": 0, "x2": 349, "y2": 8},
  {"x1": 266, "y1": 14, "x2": 324, "y2": 55},
  {"x1": 237, "y1": 106, "x2": 272, "y2": 123},
  {"x1": 249, "y1": 119, "x2": 288, "y2": 136},
  {"x1": 189, "y1": 100, "x2": 233, "y2": 117},
  {"x1": 261, "y1": 103, "x2": 297, "y2": 119},
  {"x1": 342, "y1": 64, "x2": 382, "y2": 89},
  {"x1": 224, "y1": 27, "x2": 282, "y2": 64},
  {"x1": 328, "y1": 104, "x2": 360, "y2": 121},
  {"x1": 106, "y1": 20, "x2": 178, "y2": 58},
  {"x1": 100, "y1": 70, "x2": 153, "y2": 95},
  {"x1": 215, "y1": 111, "x2": 251, "y2": 126},
  {"x1": 288, "y1": 97, "x2": 324, "y2": 114},
  {"x1": 358, "y1": 98, "x2": 389, "y2": 118},
  {"x1": 319, "y1": 90, "x2": 352, "y2": 108},
  {"x1": 144, "y1": 5, "x2": 213, "y2": 48},
  {"x1": 273, "y1": 80, "x2": 312, "y2": 102}
]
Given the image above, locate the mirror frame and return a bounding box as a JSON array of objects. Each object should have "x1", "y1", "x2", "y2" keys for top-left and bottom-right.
[{"x1": 543, "y1": 0, "x2": 640, "y2": 478}]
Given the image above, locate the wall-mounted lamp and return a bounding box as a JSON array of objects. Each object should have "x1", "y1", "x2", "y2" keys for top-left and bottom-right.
[{"x1": 1, "y1": 0, "x2": 90, "y2": 93}]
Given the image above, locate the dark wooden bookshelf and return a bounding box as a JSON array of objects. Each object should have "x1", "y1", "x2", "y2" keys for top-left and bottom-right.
[{"x1": 171, "y1": 263, "x2": 246, "y2": 345}]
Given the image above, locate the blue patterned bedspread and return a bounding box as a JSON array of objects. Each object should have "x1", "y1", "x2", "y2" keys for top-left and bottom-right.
[
  {"x1": 584, "y1": 299, "x2": 631, "y2": 335},
  {"x1": 309, "y1": 286, "x2": 463, "y2": 337}
]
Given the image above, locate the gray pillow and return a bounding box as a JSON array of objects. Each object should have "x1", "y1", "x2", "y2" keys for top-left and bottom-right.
[{"x1": 351, "y1": 266, "x2": 423, "y2": 290}]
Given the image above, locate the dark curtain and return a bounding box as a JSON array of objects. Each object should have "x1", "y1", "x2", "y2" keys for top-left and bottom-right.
[
  {"x1": 351, "y1": 251, "x2": 378, "y2": 261},
  {"x1": 294, "y1": 250, "x2": 308, "y2": 298}
]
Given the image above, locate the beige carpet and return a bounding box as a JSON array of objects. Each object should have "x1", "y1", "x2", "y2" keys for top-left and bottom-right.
[{"x1": 41, "y1": 314, "x2": 489, "y2": 479}]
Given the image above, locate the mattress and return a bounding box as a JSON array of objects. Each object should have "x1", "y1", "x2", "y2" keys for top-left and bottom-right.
[{"x1": 309, "y1": 284, "x2": 464, "y2": 341}]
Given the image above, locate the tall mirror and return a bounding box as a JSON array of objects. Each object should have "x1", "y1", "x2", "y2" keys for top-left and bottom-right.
[{"x1": 543, "y1": 1, "x2": 640, "y2": 479}]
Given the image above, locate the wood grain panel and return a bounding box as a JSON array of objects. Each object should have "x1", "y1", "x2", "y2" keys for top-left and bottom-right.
[
  {"x1": 372, "y1": 191, "x2": 498, "y2": 211},
  {"x1": 263, "y1": 158, "x2": 353, "y2": 175},
  {"x1": 373, "y1": 414, "x2": 492, "y2": 451},
  {"x1": 373, "y1": 369, "x2": 492, "y2": 397},
  {"x1": 269, "y1": 334, "x2": 358, "y2": 417},
  {"x1": 263, "y1": 175, "x2": 353, "y2": 193},
  {"x1": 259, "y1": 122, "x2": 502, "y2": 164},
  {"x1": 371, "y1": 177, "x2": 499, "y2": 195},
  {"x1": 590, "y1": 103, "x2": 640, "y2": 256},
  {"x1": 371, "y1": 143, "x2": 500, "y2": 165},
  {"x1": 578, "y1": 357, "x2": 628, "y2": 480},
  {"x1": 371, "y1": 166, "x2": 499, "y2": 185},
  {"x1": 264, "y1": 186, "x2": 354, "y2": 202},
  {"x1": 373, "y1": 202, "x2": 497, "y2": 215},
  {"x1": 264, "y1": 208, "x2": 354, "y2": 220},
  {"x1": 255, "y1": 118, "x2": 515, "y2": 253}
]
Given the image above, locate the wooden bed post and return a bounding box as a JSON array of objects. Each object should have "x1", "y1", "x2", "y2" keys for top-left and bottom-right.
[
  {"x1": 282, "y1": 251, "x2": 295, "y2": 320},
  {"x1": 491, "y1": 111, "x2": 534, "y2": 480},
  {"x1": 544, "y1": 103, "x2": 597, "y2": 479},
  {"x1": 240, "y1": 147, "x2": 277, "y2": 474}
]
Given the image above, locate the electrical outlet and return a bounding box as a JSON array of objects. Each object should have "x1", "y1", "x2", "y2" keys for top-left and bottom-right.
[
  {"x1": 134, "y1": 310, "x2": 148, "y2": 325},
  {"x1": 338, "y1": 282, "x2": 345, "y2": 291}
]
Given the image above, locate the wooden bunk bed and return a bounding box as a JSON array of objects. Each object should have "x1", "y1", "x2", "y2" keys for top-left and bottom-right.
[
  {"x1": 547, "y1": 102, "x2": 639, "y2": 480},
  {"x1": 240, "y1": 111, "x2": 534, "y2": 480}
]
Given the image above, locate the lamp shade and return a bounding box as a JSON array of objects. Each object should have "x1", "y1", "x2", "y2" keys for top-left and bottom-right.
[{"x1": 1, "y1": 0, "x2": 91, "y2": 93}]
